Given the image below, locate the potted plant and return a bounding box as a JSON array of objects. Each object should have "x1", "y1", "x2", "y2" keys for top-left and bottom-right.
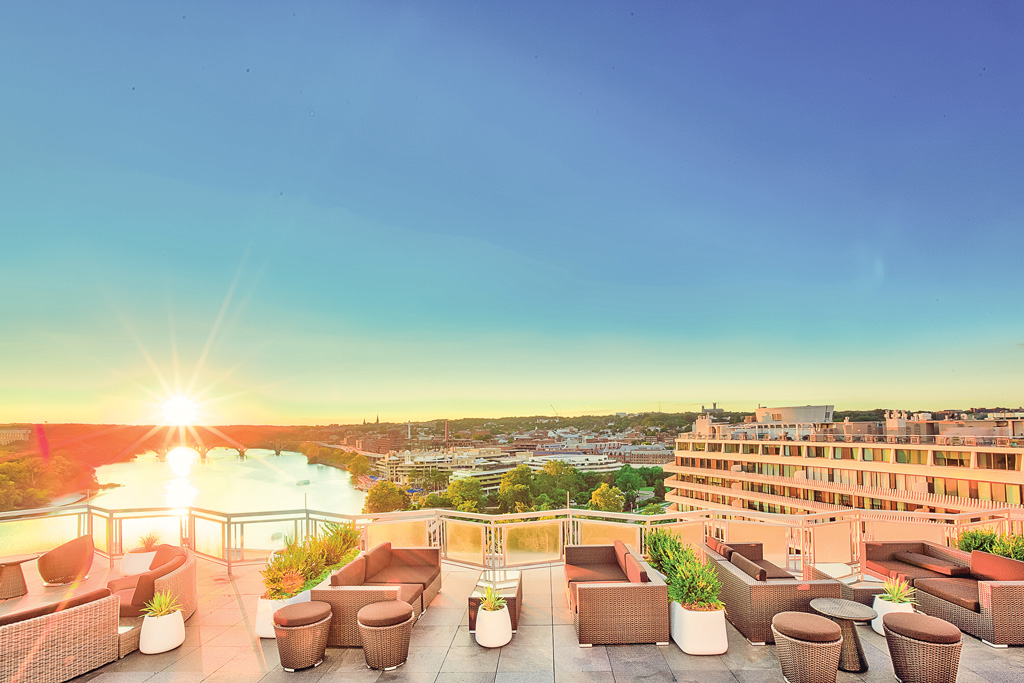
[
  {"x1": 474, "y1": 585, "x2": 512, "y2": 648},
  {"x1": 255, "y1": 522, "x2": 360, "y2": 638},
  {"x1": 668, "y1": 548, "x2": 727, "y2": 655},
  {"x1": 120, "y1": 531, "x2": 161, "y2": 575},
  {"x1": 139, "y1": 590, "x2": 186, "y2": 654},
  {"x1": 871, "y1": 577, "x2": 916, "y2": 635}
]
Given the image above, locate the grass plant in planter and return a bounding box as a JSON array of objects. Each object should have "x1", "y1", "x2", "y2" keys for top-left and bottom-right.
[
  {"x1": 474, "y1": 585, "x2": 512, "y2": 648},
  {"x1": 871, "y1": 577, "x2": 916, "y2": 635},
  {"x1": 121, "y1": 531, "x2": 162, "y2": 575},
  {"x1": 256, "y1": 522, "x2": 360, "y2": 638},
  {"x1": 139, "y1": 590, "x2": 185, "y2": 654}
]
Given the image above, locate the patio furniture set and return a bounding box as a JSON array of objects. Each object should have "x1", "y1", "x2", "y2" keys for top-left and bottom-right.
[{"x1": 0, "y1": 535, "x2": 198, "y2": 683}]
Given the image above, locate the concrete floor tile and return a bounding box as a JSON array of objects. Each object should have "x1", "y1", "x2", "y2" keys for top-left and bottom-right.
[{"x1": 440, "y1": 645, "x2": 501, "y2": 673}]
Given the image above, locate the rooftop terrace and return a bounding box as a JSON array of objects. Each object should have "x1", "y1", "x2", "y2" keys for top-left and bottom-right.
[{"x1": 0, "y1": 553, "x2": 1017, "y2": 683}]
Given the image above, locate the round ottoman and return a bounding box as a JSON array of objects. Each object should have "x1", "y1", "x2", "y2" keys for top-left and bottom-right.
[
  {"x1": 273, "y1": 601, "x2": 332, "y2": 672},
  {"x1": 357, "y1": 600, "x2": 415, "y2": 670},
  {"x1": 771, "y1": 611, "x2": 843, "y2": 683},
  {"x1": 882, "y1": 612, "x2": 962, "y2": 683}
]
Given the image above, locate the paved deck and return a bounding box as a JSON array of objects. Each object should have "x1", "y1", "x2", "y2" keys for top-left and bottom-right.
[{"x1": 6, "y1": 555, "x2": 1020, "y2": 682}]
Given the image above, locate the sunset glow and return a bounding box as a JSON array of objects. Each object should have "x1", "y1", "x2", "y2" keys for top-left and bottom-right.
[{"x1": 163, "y1": 396, "x2": 199, "y2": 426}]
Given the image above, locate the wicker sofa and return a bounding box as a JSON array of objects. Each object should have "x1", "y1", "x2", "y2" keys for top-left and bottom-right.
[
  {"x1": 562, "y1": 541, "x2": 669, "y2": 646},
  {"x1": 703, "y1": 540, "x2": 841, "y2": 645},
  {"x1": 0, "y1": 589, "x2": 119, "y2": 683},
  {"x1": 311, "y1": 542, "x2": 441, "y2": 647},
  {"x1": 864, "y1": 541, "x2": 1024, "y2": 646}
]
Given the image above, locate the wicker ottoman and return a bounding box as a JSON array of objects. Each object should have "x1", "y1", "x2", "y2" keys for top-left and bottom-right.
[
  {"x1": 883, "y1": 612, "x2": 962, "y2": 683},
  {"x1": 357, "y1": 600, "x2": 415, "y2": 670},
  {"x1": 273, "y1": 601, "x2": 332, "y2": 672},
  {"x1": 771, "y1": 611, "x2": 843, "y2": 683}
]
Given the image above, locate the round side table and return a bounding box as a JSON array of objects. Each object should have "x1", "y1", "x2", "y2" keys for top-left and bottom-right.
[
  {"x1": 810, "y1": 597, "x2": 877, "y2": 673},
  {"x1": 0, "y1": 554, "x2": 39, "y2": 600}
]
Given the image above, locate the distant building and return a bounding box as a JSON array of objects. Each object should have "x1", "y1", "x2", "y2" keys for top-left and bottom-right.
[{"x1": 0, "y1": 429, "x2": 31, "y2": 446}]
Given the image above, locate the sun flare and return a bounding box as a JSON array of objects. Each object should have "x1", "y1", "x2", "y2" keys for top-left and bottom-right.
[{"x1": 163, "y1": 396, "x2": 199, "y2": 426}]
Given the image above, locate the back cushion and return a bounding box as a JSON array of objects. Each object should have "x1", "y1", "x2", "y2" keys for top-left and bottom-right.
[
  {"x1": 726, "y1": 543, "x2": 763, "y2": 562},
  {"x1": 971, "y1": 550, "x2": 1024, "y2": 582},
  {"x1": 613, "y1": 540, "x2": 629, "y2": 573},
  {"x1": 718, "y1": 544, "x2": 734, "y2": 560},
  {"x1": 331, "y1": 555, "x2": 366, "y2": 586},
  {"x1": 391, "y1": 547, "x2": 439, "y2": 567},
  {"x1": 624, "y1": 553, "x2": 649, "y2": 583},
  {"x1": 0, "y1": 588, "x2": 112, "y2": 627},
  {"x1": 893, "y1": 551, "x2": 970, "y2": 577},
  {"x1": 730, "y1": 553, "x2": 767, "y2": 581},
  {"x1": 151, "y1": 544, "x2": 185, "y2": 570},
  {"x1": 134, "y1": 555, "x2": 186, "y2": 606},
  {"x1": 364, "y1": 542, "x2": 392, "y2": 579}
]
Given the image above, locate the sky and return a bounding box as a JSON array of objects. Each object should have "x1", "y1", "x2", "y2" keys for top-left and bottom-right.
[{"x1": 1, "y1": 2, "x2": 1022, "y2": 425}]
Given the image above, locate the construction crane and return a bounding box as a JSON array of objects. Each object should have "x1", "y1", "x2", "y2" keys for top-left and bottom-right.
[{"x1": 550, "y1": 404, "x2": 560, "y2": 417}]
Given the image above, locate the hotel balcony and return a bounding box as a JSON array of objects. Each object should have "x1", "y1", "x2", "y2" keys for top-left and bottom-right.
[{"x1": 4, "y1": 503, "x2": 1024, "y2": 682}]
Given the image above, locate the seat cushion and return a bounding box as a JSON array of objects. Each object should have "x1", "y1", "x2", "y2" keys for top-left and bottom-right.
[
  {"x1": 731, "y1": 553, "x2": 766, "y2": 581},
  {"x1": 726, "y1": 543, "x2": 763, "y2": 562},
  {"x1": 755, "y1": 559, "x2": 794, "y2": 579},
  {"x1": 364, "y1": 542, "x2": 392, "y2": 579},
  {"x1": 865, "y1": 559, "x2": 945, "y2": 585},
  {"x1": 274, "y1": 600, "x2": 332, "y2": 627},
  {"x1": 365, "y1": 564, "x2": 440, "y2": 588},
  {"x1": 362, "y1": 582, "x2": 425, "y2": 609},
  {"x1": 114, "y1": 588, "x2": 143, "y2": 617},
  {"x1": 915, "y1": 577, "x2": 981, "y2": 613},
  {"x1": 772, "y1": 611, "x2": 842, "y2": 643},
  {"x1": 883, "y1": 611, "x2": 962, "y2": 644},
  {"x1": 357, "y1": 600, "x2": 413, "y2": 627},
  {"x1": 0, "y1": 588, "x2": 112, "y2": 626},
  {"x1": 132, "y1": 555, "x2": 186, "y2": 608},
  {"x1": 893, "y1": 551, "x2": 970, "y2": 577},
  {"x1": 564, "y1": 563, "x2": 628, "y2": 586},
  {"x1": 624, "y1": 554, "x2": 648, "y2": 583},
  {"x1": 150, "y1": 544, "x2": 185, "y2": 570},
  {"x1": 331, "y1": 556, "x2": 366, "y2": 586},
  {"x1": 970, "y1": 550, "x2": 1024, "y2": 582}
]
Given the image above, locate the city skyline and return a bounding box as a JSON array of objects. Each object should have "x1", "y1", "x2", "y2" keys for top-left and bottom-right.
[{"x1": 2, "y1": 3, "x2": 1022, "y2": 424}]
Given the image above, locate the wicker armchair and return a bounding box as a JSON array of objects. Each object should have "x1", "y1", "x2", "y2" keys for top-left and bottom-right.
[
  {"x1": 0, "y1": 592, "x2": 119, "y2": 683},
  {"x1": 704, "y1": 543, "x2": 842, "y2": 645},
  {"x1": 563, "y1": 544, "x2": 670, "y2": 646},
  {"x1": 112, "y1": 549, "x2": 198, "y2": 657},
  {"x1": 37, "y1": 535, "x2": 94, "y2": 585}
]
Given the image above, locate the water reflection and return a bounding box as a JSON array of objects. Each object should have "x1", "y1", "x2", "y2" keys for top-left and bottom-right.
[
  {"x1": 165, "y1": 477, "x2": 198, "y2": 509},
  {"x1": 166, "y1": 446, "x2": 199, "y2": 478}
]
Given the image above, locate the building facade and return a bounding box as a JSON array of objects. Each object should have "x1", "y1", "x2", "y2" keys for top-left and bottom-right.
[{"x1": 666, "y1": 405, "x2": 1024, "y2": 515}]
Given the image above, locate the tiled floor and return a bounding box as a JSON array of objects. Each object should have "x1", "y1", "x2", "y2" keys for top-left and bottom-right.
[{"x1": 13, "y1": 555, "x2": 1020, "y2": 683}]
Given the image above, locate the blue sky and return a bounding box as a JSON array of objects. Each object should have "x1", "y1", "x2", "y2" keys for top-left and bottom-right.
[{"x1": 1, "y1": 2, "x2": 1022, "y2": 423}]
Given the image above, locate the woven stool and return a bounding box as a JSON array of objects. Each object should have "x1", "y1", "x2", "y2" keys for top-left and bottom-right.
[
  {"x1": 357, "y1": 600, "x2": 415, "y2": 670},
  {"x1": 883, "y1": 612, "x2": 962, "y2": 683},
  {"x1": 273, "y1": 601, "x2": 332, "y2": 672},
  {"x1": 771, "y1": 611, "x2": 843, "y2": 683}
]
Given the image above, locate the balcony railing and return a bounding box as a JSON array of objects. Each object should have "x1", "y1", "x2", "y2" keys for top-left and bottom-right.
[
  {"x1": 3, "y1": 502, "x2": 1024, "y2": 578},
  {"x1": 676, "y1": 432, "x2": 1023, "y2": 448}
]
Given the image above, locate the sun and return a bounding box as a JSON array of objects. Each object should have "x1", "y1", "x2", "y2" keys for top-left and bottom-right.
[{"x1": 163, "y1": 395, "x2": 199, "y2": 426}]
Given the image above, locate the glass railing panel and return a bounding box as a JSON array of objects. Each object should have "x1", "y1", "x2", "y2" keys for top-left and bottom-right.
[
  {"x1": 118, "y1": 515, "x2": 182, "y2": 553},
  {"x1": 444, "y1": 519, "x2": 486, "y2": 565},
  {"x1": 724, "y1": 520, "x2": 791, "y2": 566},
  {"x1": 366, "y1": 519, "x2": 429, "y2": 549},
  {"x1": 0, "y1": 514, "x2": 82, "y2": 555},
  {"x1": 91, "y1": 512, "x2": 110, "y2": 554},
  {"x1": 654, "y1": 521, "x2": 705, "y2": 549},
  {"x1": 808, "y1": 520, "x2": 854, "y2": 565},
  {"x1": 229, "y1": 519, "x2": 299, "y2": 561},
  {"x1": 867, "y1": 520, "x2": 947, "y2": 545},
  {"x1": 504, "y1": 521, "x2": 561, "y2": 566},
  {"x1": 193, "y1": 516, "x2": 225, "y2": 559},
  {"x1": 578, "y1": 520, "x2": 640, "y2": 549}
]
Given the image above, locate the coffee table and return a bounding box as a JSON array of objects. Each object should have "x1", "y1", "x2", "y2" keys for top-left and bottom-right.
[
  {"x1": 810, "y1": 597, "x2": 878, "y2": 673},
  {"x1": 0, "y1": 553, "x2": 39, "y2": 600},
  {"x1": 469, "y1": 570, "x2": 522, "y2": 634}
]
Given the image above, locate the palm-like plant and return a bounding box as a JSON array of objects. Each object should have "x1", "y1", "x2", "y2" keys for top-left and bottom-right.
[
  {"x1": 879, "y1": 577, "x2": 916, "y2": 604},
  {"x1": 142, "y1": 590, "x2": 183, "y2": 618},
  {"x1": 480, "y1": 585, "x2": 506, "y2": 612}
]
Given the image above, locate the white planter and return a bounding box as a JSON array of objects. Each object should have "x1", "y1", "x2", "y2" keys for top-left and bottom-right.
[
  {"x1": 255, "y1": 590, "x2": 311, "y2": 638},
  {"x1": 872, "y1": 596, "x2": 915, "y2": 635},
  {"x1": 120, "y1": 550, "x2": 157, "y2": 576},
  {"x1": 139, "y1": 611, "x2": 185, "y2": 654},
  {"x1": 671, "y1": 602, "x2": 728, "y2": 655},
  {"x1": 475, "y1": 605, "x2": 512, "y2": 648}
]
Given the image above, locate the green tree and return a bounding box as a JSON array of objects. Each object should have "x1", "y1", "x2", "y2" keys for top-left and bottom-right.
[
  {"x1": 588, "y1": 483, "x2": 624, "y2": 512},
  {"x1": 421, "y1": 492, "x2": 453, "y2": 509},
  {"x1": 498, "y1": 464, "x2": 535, "y2": 513},
  {"x1": 363, "y1": 480, "x2": 410, "y2": 513},
  {"x1": 347, "y1": 454, "x2": 372, "y2": 476},
  {"x1": 615, "y1": 465, "x2": 643, "y2": 492},
  {"x1": 447, "y1": 476, "x2": 485, "y2": 509},
  {"x1": 641, "y1": 502, "x2": 664, "y2": 515}
]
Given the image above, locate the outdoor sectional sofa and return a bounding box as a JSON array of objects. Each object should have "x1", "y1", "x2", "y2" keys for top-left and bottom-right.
[
  {"x1": 562, "y1": 541, "x2": 669, "y2": 646},
  {"x1": 863, "y1": 540, "x2": 1024, "y2": 646},
  {"x1": 311, "y1": 541, "x2": 441, "y2": 647},
  {"x1": 703, "y1": 539, "x2": 841, "y2": 644},
  {"x1": 0, "y1": 588, "x2": 119, "y2": 683}
]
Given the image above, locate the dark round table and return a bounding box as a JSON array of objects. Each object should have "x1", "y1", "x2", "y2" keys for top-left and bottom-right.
[
  {"x1": 810, "y1": 597, "x2": 878, "y2": 673},
  {"x1": 0, "y1": 553, "x2": 39, "y2": 600}
]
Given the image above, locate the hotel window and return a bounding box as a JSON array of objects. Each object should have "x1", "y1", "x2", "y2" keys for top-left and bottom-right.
[
  {"x1": 862, "y1": 448, "x2": 890, "y2": 462},
  {"x1": 763, "y1": 445, "x2": 780, "y2": 456},
  {"x1": 724, "y1": 443, "x2": 739, "y2": 453},
  {"x1": 693, "y1": 443, "x2": 705, "y2": 451},
  {"x1": 895, "y1": 449, "x2": 927, "y2": 465},
  {"x1": 708, "y1": 443, "x2": 722, "y2": 452},
  {"x1": 834, "y1": 447, "x2": 854, "y2": 460},
  {"x1": 784, "y1": 445, "x2": 801, "y2": 457},
  {"x1": 978, "y1": 452, "x2": 1017, "y2": 470},
  {"x1": 935, "y1": 451, "x2": 969, "y2": 467},
  {"x1": 743, "y1": 444, "x2": 759, "y2": 454},
  {"x1": 807, "y1": 446, "x2": 825, "y2": 458}
]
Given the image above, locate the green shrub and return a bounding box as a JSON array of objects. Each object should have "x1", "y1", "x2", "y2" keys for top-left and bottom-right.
[
  {"x1": 992, "y1": 533, "x2": 1024, "y2": 561},
  {"x1": 646, "y1": 528, "x2": 722, "y2": 611},
  {"x1": 958, "y1": 529, "x2": 998, "y2": 554},
  {"x1": 261, "y1": 522, "x2": 360, "y2": 599}
]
